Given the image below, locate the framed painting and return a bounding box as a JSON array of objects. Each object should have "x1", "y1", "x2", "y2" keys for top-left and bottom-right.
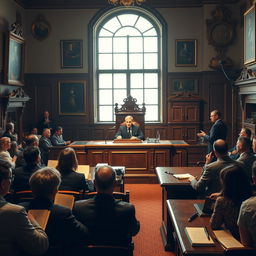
[
  {"x1": 170, "y1": 79, "x2": 199, "y2": 95},
  {"x1": 175, "y1": 39, "x2": 197, "y2": 67},
  {"x1": 60, "y1": 40, "x2": 83, "y2": 68},
  {"x1": 4, "y1": 32, "x2": 25, "y2": 85},
  {"x1": 58, "y1": 81, "x2": 86, "y2": 115},
  {"x1": 244, "y1": 5, "x2": 256, "y2": 65}
]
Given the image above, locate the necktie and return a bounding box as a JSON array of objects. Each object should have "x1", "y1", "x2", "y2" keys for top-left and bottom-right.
[{"x1": 128, "y1": 128, "x2": 131, "y2": 136}]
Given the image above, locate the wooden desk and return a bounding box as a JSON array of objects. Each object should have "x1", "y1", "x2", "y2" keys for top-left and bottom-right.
[
  {"x1": 156, "y1": 166, "x2": 202, "y2": 251},
  {"x1": 167, "y1": 200, "x2": 224, "y2": 256}
]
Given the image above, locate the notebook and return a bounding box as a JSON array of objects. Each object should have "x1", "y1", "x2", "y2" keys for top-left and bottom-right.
[
  {"x1": 213, "y1": 230, "x2": 244, "y2": 249},
  {"x1": 185, "y1": 227, "x2": 215, "y2": 247},
  {"x1": 194, "y1": 197, "x2": 215, "y2": 216},
  {"x1": 28, "y1": 209, "x2": 50, "y2": 230}
]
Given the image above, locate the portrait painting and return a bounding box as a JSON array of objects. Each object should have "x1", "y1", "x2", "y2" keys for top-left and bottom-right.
[
  {"x1": 59, "y1": 81, "x2": 86, "y2": 115},
  {"x1": 31, "y1": 16, "x2": 51, "y2": 41},
  {"x1": 5, "y1": 32, "x2": 25, "y2": 86},
  {"x1": 244, "y1": 5, "x2": 256, "y2": 65},
  {"x1": 170, "y1": 79, "x2": 199, "y2": 95},
  {"x1": 175, "y1": 39, "x2": 197, "y2": 67},
  {"x1": 60, "y1": 40, "x2": 83, "y2": 68}
]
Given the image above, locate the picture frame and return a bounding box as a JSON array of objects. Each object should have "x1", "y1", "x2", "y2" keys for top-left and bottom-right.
[
  {"x1": 58, "y1": 80, "x2": 86, "y2": 115},
  {"x1": 175, "y1": 39, "x2": 197, "y2": 67},
  {"x1": 170, "y1": 79, "x2": 199, "y2": 95},
  {"x1": 244, "y1": 5, "x2": 256, "y2": 65},
  {"x1": 4, "y1": 32, "x2": 25, "y2": 86},
  {"x1": 31, "y1": 16, "x2": 51, "y2": 41},
  {"x1": 60, "y1": 40, "x2": 83, "y2": 68}
]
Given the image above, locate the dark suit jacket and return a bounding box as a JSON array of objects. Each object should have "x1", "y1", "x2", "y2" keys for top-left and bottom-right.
[
  {"x1": 73, "y1": 193, "x2": 140, "y2": 246},
  {"x1": 59, "y1": 169, "x2": 94, "y2": 192},
  {"x1": 22, "y1": 197, "x2": 89, "y2": 247},
  {"x1": 39, "y1": 136, "x2": 52, "y2": 165},
  {"x1": 204, "y1": 119, "x2": 227, "y2": 153},
  {"x1": 12, "y1": 164, "x2": 41, "y2": 192},
  {"x1": 237, "y1": 152, "x2": 256, "y2": 180},
  {"x1": 115, "y1": 125, "x2": 144, "y2": 140},
  {"x1": 51, "y1": 134, "x2": 66, "y2": 146}
]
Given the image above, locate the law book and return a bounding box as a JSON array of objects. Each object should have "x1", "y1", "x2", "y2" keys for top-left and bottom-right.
[
  {"x1": 185, "y1": 227, "x2": 215, "y2": 247},
  {"x1": 54, "y1": 193, "x2": 75, "y2": 209},
  {"x1": 28, "y1": 209, "x2": 50, "y2": 230},
  {"x1": 213, "y1": 230, "x2": 244, "y2": 249}
]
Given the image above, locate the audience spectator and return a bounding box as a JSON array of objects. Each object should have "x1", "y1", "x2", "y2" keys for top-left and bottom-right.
[
  {"x1": 1, "y1": 122, "x2": 18, "y2": 142},
  {"x1": 12, "y1": 147, "x2": 42, "y2": 192},
  {"x1": 74, "y1": 165, "x2": 140, "y2": 246},
  {"x1": 238, "y1": 195, "x2": 256, "y2": 247},
  {"x1": 28, "y1": 127, "x2": 41, "y2": 140},
  {"x1": 38, "y1": 110, "x2": 55, "y2": 134},
  {"x1": 236, "y1": 136, "x2": 256, "y2": 180},
  {"x1": 22, "y1": 167, "x2": 89, "y2": 248},
  {"x1": 57, "y1": 147, "x2": 94, "y2": 192},
  {"x1": 253, "y1": 161, "x2": 256, "y2": 185},
  {"x1": 8, "y1": 141, "x2": 20, "y2": 158},
  {"x1": 189, "y1": 139, "x2": 241, "y2": 198},
  {"x1": 0, "y1": 137, "x2": 16, "y2": 168},
  {"x1": 210, "y1": 165, "x2": 253, "y2": 240},
  {"x1": 39, "y1": 128, "x2": 52, "y2": 166},
  {"x1": 0, "y1": 160, "x2": 49, "y2": 256},
  {"x1": 51, "y1": 126, "x2": 71, "y2": 146}
]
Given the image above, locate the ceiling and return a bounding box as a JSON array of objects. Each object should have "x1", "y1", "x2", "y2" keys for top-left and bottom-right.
[{"x1": 15, "y1": 0, "x2": 239, "y2": 9}]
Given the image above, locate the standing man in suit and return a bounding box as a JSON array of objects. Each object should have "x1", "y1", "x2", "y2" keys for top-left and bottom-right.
[
  {"x1": 0, "y1": 160, "x2": 49, "y2": 256},
  {"x1": 115, "y1": 115, "x2": 144, "y2": 140},
  {"x1": 74, "y1": 165, "x2": 140, "y2": 246},
  {"x1": 197, "y1": 110, "x2": 227, "y2": 153},
  {"x1": 51, "y1": 126, "x2": 71, "y2": 146},
  {"x1": 39, "y1": 128, "x2": 52, "y2": 166}
]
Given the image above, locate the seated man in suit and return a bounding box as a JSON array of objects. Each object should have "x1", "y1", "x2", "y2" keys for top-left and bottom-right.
[
  {"x1": 189, "y1": 139, "x2": 242, "y2": 198},
  {"x1": 39, "y1": 128, "x2": 52, "y2": 166},
  {"x1": 115, "y1": 115, "x2": 144, "y2": 140},
  {"x1": 74, "y1": 165, "x2": 140, "y2": 246},
  {"x1": 0, "y1": 160, "x2": 49, "y2": 256},
  {"x1": 51, "y1": 126, "x2": 71, "y2": 146}
]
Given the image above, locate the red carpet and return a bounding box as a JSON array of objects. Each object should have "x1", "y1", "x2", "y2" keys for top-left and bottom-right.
[{"x1": 125, "y1": 184, "x2": 175, "y2": 256}]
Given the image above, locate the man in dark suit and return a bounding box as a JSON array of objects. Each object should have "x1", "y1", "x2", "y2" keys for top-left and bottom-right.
[
  {"x1": 51, "y1": 126, "x2": 71, "y2": 146},
  {"x1": 189, "y1": 139, "x2": 242, "y2": 198},
  {"x1": 39, "y1": 128, "x2": 52, "y2": 166},
  {"x1": 197, "y1": 110, "x2": 227, "y2": 153},
  {"x1": 115, "y1": 115, "x2": 144, "y2": 140},
  {"x1": 73, "y1": 165, "x2": 140, "y2": 246}
]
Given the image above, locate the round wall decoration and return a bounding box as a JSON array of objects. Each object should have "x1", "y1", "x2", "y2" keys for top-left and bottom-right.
[{"x1": 31, "y1": 15, "x2": 51, "y2": 41}]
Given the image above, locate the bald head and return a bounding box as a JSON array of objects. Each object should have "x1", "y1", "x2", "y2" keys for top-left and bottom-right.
[
  {"x1": 95, "y1": 166, "x2": 116, "y2": 193},
  {"x1": 213, "y1": 139, "x2": 228, "y2": 155}
]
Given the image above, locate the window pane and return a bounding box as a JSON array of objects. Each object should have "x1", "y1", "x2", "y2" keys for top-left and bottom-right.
[
  {"x1": 99, "y1": 54, "x2": 112, "y2": 69},
  {"x1": 113, "y1": 37, "x2": 127, "y2": 53},
  {"x1": 143, "y1": 28, "x2": 157, "y2": 36},
  {"x1": 135, "y1": 17, "x2": 153, "y2": 33},
  {"x1": 99, "y1": 106, "x2": 113, "y2": 122},
  {"x1": 129, "y1": 53, "x2": 143, "y2": 69},
  {"x1": 145, "y1": 73, "x2": 158, "y2": 88},
  {"x1": 99, "y1": 74, "x2": 112, "y2": 88},
  {"x1": 99, "y1": 28, "x2": 113, "y2": 37},
  {"x1": 129, "y1": 37, "x2": 143, "y2": 52},
  {"x1": 130, "y1": 89, "x2": 143, "y2": 104},
  {"x1": 131, "y1": 73, "x2": 143, "y2": 88},
  {"x1": 144, "y1": 37, "x2": 158, "y2": 52},
  {"x1": 115, "y1": 27, "x2": 140, "y2": 36},
  {"x1": 103, "y1": 17, "x2": 121, "y2": 33},
  {"x1": 114, "y1": 89, "x2": 127, "y2": 105},
  {"x1": 145, "y1": 89, "x2": 158, "y2": 104},
  {"x1": 99, "y1": 90, "x2": 112, "y2": 105},
  {"x1": 113, "y1": 54, "x2": 127, "y2": 69},
  {"x1": 144, "y1": 53, "x2": 158, "y2": 69},
  {"x1": 145, "y1": 105, "x2": 158, "y2": 121},
  {"x1": 118, "y1": 14, "x2": 138, "y2": 26},
  {"x1": 99, "y1": 38, "x2": 112, "y2": 53},
  {"x1": 113, "y1": 73, "x2": 126, "y2": 88}
]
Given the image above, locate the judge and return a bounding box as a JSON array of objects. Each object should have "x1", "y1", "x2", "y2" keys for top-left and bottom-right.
[{"x1": 115, "y1": 115, "x2": 144, "y2": 140}]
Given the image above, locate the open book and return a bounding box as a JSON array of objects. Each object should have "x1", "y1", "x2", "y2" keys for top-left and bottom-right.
[
  {"x1": 28, "y1": 209, "x2": 50, "y2": 230},
  {"x1": 185, "y1": 227, "x2": 215, "y2": 247},
  {"x1": 54, "y1": 193, "x2": 75, "y2": 209},
  {"x1": 213, "y1": 230, "x2": 244, "y2": 249}
]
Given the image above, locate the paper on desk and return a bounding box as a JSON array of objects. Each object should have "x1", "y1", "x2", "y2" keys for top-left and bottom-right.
[
  {"x1": 173, "y1": 173, "x2": 193, "y2": 179},
  {"x1": 213, "y1": 230, "x2": 244, "y2": 249}
]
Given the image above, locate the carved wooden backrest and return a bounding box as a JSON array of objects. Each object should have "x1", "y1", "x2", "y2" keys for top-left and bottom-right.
[{"x1": 115, "y1": 95, "x2": 146, "y2": 135}]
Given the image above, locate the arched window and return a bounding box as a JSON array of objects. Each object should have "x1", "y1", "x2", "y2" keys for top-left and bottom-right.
[{"x1": 93, "y1": 7, "x2": 163, "y2": 123}]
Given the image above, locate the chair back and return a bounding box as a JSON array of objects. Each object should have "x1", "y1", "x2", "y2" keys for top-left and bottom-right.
[
  {"x1": 115, "y1": 95, "x2": 146, "y2": 136},
  {"x1": 14, "y1": 190, "x2": 34, "y2": 203},
  {"x1": 83, "y1": 191, "x2": 130, "y2": 202},
  {"x1": 57, "y1": 190, "x2": 83, "y2": 201}
]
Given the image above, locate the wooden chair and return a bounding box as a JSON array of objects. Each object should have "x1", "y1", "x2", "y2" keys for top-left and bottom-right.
[
  {"x1": 115, "y1": 95, "x2": 146, "y2": 136},
  {"x1": 224, "y1": 248, "x2": 256, "y2": 256},
  {"x1": 57, "y1": 190, "x2": 84, "y2": 201},
  {"x1": 83, "y1": 191, "x2": 130, "y2": 203},
  {"x1": 14, "y1": 190, "x2": 34, "y2": 203}
]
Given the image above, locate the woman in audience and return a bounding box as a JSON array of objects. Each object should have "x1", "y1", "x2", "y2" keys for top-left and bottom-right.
[
  {"x1": 238, "y1": 195, "x2": 256, "y2": 247},
  {"x1": 0, "y1": 137, "x2": 16, "y2": 168},
  {"x1": 56, "y1": 147, "x2": 94, "y2": 192},
  {"x1": 210, "y1": 165, "x2": 253, "y2": 240}
]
